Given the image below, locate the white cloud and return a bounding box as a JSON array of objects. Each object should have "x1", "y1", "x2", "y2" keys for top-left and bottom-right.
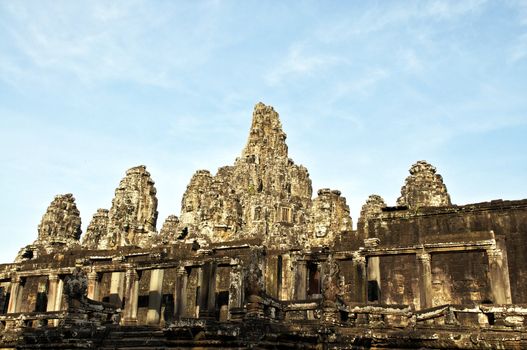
[
  {"x1": 265, "y1": 43, "x2": 346, "y2": 85},
  {"x1": 0, "y1": 1, "x2": 235, "y2": 89}
]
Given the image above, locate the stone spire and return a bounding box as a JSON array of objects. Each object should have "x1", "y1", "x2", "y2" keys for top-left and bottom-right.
[
  {"x1": 310, "y1": 189, "x2": 353, "y2": 247},
  {"x1": 179, "y1": 102, "x2": 314, "y2": 249},
  {"x1": 240, "y1": 102, "x2": 288, "y2": 163},
  {"x1": 397, "y1": 160, "x2": 451, "y2": 208},
  {"x1": 16, "y1": 193, "x2": 82, "y2": 262},
  {"x1": 107, "y1": 165, "x2": 158, "y2": 247},
  {"x1": 37, "y1": 193, "x2": 82, "y2": 244},
  {"x1": 82, "y1": 209, "x2": 110, "y2": 249},
  {"x1": 82, "y1": 166, "x2": 159, "y2": 250},
  {"x1": 159, "y1": 215, "x2": 181, "y2": 242},
  {"x1": 359, "y1": 195, "x2": 387, "y2": 220},
  {"x1": 357, "y1": 194, "x2": 387, "y2": 233}
]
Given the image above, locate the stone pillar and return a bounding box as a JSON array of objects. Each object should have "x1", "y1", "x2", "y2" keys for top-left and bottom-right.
[
  {"x1": 146, "y1": 269, "x2": 164, "y2": 325},
  {"x1": 123, "y1": 269, "x2": 140, "y2": 325},
  {"x1": 198, "y1": 264, "x2": 209, "y2": 315},
  {"x1": 417, "y1": 252, "x2": 433, "y2": 309},
  {"x1": 352, "y1": 253, "x2": 367, "y2": 303},
  {"x1": 486, "y1": 247, "x2": 512, "y2": 304},
  {"x1": 367, "y1": 256, "x2": 381, "y2": 302},
  {"x1": 46, "y1": 274, "x2": 63, "y2": 326},
  {"x1": 195, "y1": 266, "x2": 203, "y2": 318},
  {"x1": 294, "y1": 260, "x2": 307, "y2": 300},
  {"x1": 109, "y1": 271, "x2": 125, "y2": 308},
  {"x1": 87, "y1": 272, "x2": 100, "y2": 301},
  {"x1": 228, "y1": 264, "x2": 243, "y2": 319},
  {"x1": 46, "y1": 274, "x2": 60, "y2": 312},
  {"x1": 199, "y1": 262, "x2": 217, "y2": 318},
  {"x1": 280, "y1": 254, "x2": 294, "y2": 300},
  {"x1": 175, "y1": 267, "x2": 188, "y2": 319},
  {"x1": 7, "y1": 276, "x2": 23, "y2": 313},
  {"x1": 207, "y1": 263, "x2": 217, "y2": 317},
  {"x1": 55, "y1": 277, "x2": 64, "y2": 311}
]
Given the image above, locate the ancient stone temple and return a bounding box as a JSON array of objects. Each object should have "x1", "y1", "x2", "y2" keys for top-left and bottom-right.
[{"x1": 1, "y1": 103, "x2": 526, "y2": 349}]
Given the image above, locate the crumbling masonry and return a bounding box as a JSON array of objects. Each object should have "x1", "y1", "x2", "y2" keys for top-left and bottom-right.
[{"x1": 1, "y1": 103, "x2": 527, "y2": 349}]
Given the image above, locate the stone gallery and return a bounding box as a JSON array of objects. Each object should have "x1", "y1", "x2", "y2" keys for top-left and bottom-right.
[{"x1": 0, "y1": 103, "x2": 526, "y2": 349}]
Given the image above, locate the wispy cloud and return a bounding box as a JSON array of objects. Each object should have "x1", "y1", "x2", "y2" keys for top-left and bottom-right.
[
  {"x1": 0, "y1": 1, "x2": 234, "y2": 89},
  {"x1": 315, "y1": 0, "x2": 487, "y2": 43},
  {"x1": 265, "y1": 43, "x2": 346, "y2": 85}
]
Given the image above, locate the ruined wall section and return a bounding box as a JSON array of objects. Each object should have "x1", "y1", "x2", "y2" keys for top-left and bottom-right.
[
  {"x1": 359, "y1": 199, "x2": 527, "y2": 305},
  {"x1": 397, "y1": 160, "x2": 451, "y2": 208},
  {"x1": 16, "y1": 193, "x2": 82, "y2": 262}
]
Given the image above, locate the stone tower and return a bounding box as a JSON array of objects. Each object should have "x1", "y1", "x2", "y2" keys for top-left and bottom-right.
[
  {"x1": 16, "y1": 193, "x2": 82, "y2": 262},
  {"x1": 397, "y1": 160, "x2": 451, "y2": 208},
  {"x1": 82, "y1": 165, "x2": 158, "y2": 249},
  {"x1": 178, "y1": 103, "x2": 356, "y2": 249}
]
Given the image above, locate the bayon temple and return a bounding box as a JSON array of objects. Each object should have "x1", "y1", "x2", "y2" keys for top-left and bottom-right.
[{"x1": 1, "y1": 103, "x2": 527, "y2": 349}]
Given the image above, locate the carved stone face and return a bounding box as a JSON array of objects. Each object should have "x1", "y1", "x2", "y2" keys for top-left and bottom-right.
[{"x1": 393, "y1": 273, "x2": 405, "y2": 294}]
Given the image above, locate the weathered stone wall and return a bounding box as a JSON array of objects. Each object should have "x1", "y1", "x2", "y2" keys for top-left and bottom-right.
[
  {"x1": 379, "y1": 255, "x2": 420, "y2": 307},
  {"x1": 431, "y1": 251, "x2": 491, "y2": 305},
  {"x1": 359, "y1": 200, "x2": 527, "y2": 304}
]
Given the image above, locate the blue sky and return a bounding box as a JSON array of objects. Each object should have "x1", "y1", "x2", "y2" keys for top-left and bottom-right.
[{"x1": 1, "y1": 1, "x2": 526, "y2": 262}]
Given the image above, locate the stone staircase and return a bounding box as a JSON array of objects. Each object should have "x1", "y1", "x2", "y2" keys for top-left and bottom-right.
[{"x1": 97, "y1": 326, "x2": 168, "y2": 350}]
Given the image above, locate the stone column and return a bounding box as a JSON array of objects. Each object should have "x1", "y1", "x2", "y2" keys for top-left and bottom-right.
[
  {"x1": 109, "y1": 271, "x2": 125, "y2": 308},
  {"x1": 7, "y1": 276, "x2": 23, "y2": 313},
  {"x1": 146, "y1": 269, "x2": 164, "y2": 325},
  {"x1": 486, "y1": 247, "x2": 512, "y2": 304},
  {"x1": 87, "y1": 272, "x2": 100, "y2": 301},
  {"x1": 175, "y1": 267, "x2": 188, "y2": 319},
  {"x1": 367, "y1": 256, "x2": 381, "y2": 302},
  {"x1": 207, "y1": 263, "x2": 217, "y2": 317},
  {"x1": 417, "y1": 252, "x2": 433, "y2": 310},
  {"x1": 198, "y1": 264, "x2": 210, "y2": 315},
  {"x1": 280, "y1": 254, "x2": 294, "y2": 300},
  {"x1": 228, "y1": 264, "x2": 243, "y2": 319},
  {"x1": 46, "y1": 274, "x2": 60, "y2": 312},
  {"x1": 195, "y1": 266, "x2": 203, "y2": 318},
  {"x1": 352, "y1": 253, "x2": 367, "y2": 303},
  {"x1": 199, "y1": 262, "x2": 217, "y2": 318},
  {"x1": 294, "y1": 260, "x2": 307, "y2": 300},
  {"x1": 55, "y1": 277, "x2": 64, "y2": 311},
  {"x1": 123, "y1": 269, "x2": 140, "y2": 325}
]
